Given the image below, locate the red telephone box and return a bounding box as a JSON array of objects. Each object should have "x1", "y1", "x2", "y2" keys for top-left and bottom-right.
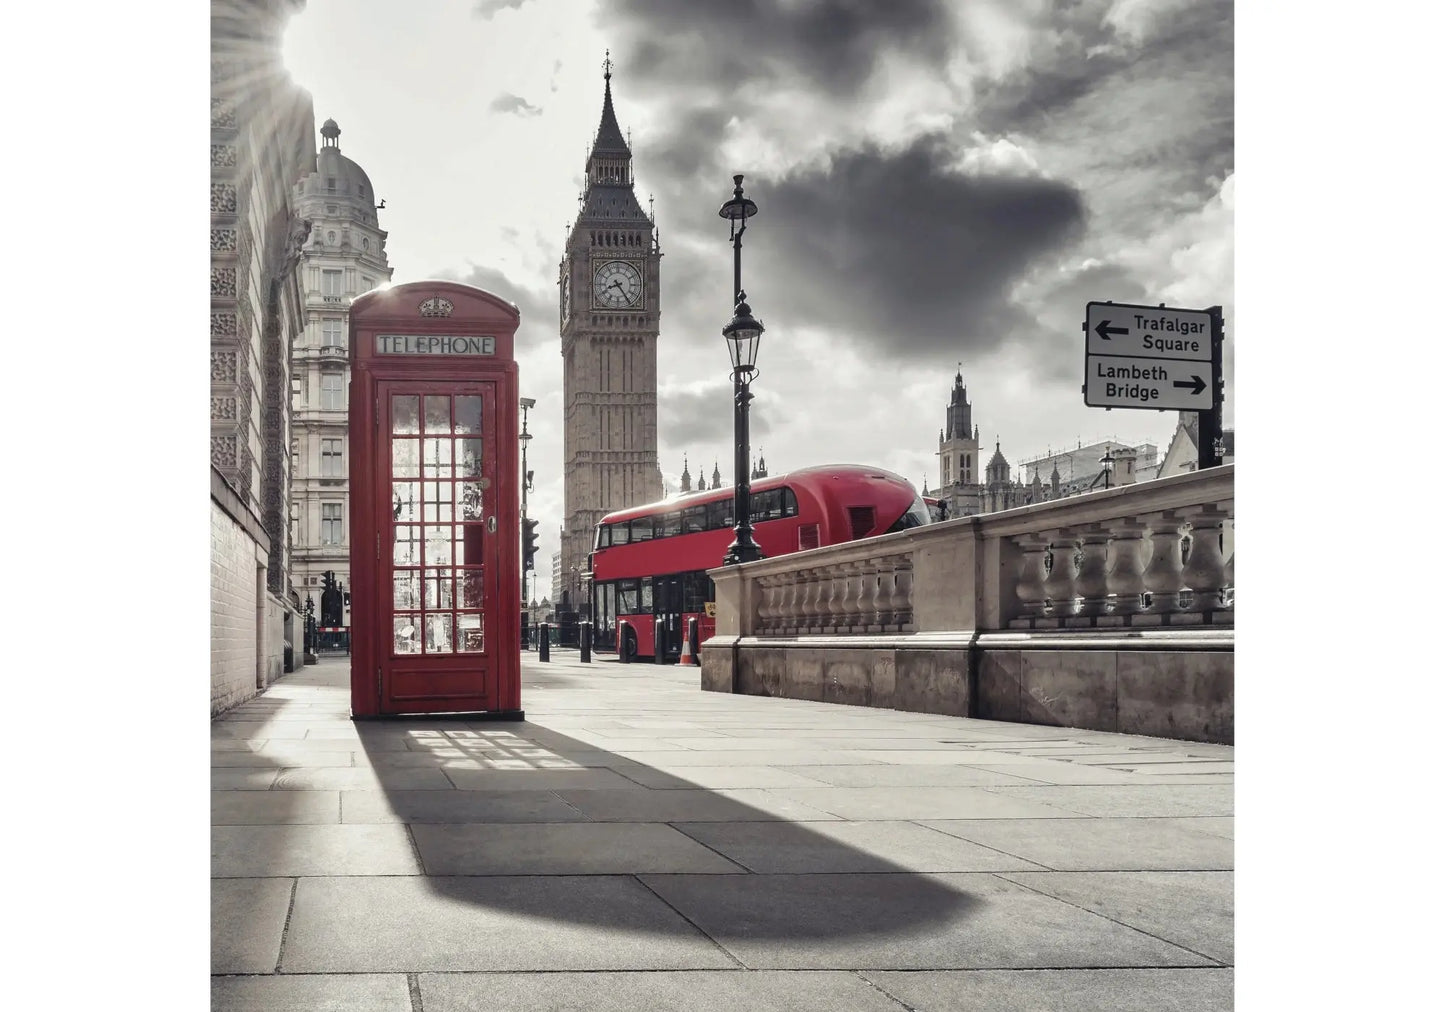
[{"x1": 347, "y1": 281, "x2": 522, "y2": 719}]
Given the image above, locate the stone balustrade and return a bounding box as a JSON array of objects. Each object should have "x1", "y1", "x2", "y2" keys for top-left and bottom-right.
[
  {"x1": 702, "y1": 465, "x2": 1235, "y2": 743},
  {"x1": 713, "y1": 465, "x2": 1233, "y2": 639}
]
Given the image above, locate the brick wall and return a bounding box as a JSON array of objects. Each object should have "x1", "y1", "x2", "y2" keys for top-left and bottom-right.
[{"x1": 212, "y1": 499, "x2": 262, "y2": 714}]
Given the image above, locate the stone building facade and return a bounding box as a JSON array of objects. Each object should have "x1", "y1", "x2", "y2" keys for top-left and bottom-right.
[
  {"x1": 210, "y1": 0, "x2": 315, "y2": 713},
  {"x1": 557, "y1": 63, "x2": 664, "y2": 609},
  {"x1": 288, "y1": 119, "x2": 393, "y2": 622}
]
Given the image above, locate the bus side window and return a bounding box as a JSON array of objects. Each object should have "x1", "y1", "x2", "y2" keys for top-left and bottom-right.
[
  {"x1": 750, "y1": 488, "x2": 782, "y2": 523},
  {"x1": 631, "y1": 518, "x2": 653, "y2": 541},
  {"x1": 706, "y1": 499, "x2": 733, "y2": 531},
  {"x1": 612, "y1": 523, "x2": 629, "y2": 546},
  {"x1": 661, "y1": 511, "x2": 682, "y2": 538},
  {"x1": 596, "y1": 526, "x2": 610, "y2": 549},
  {"x1": 782, "y1": 487, "x2": 797, "y2": 518},
  {"x1": 617, "y1": 579, "x2": 639, "y2": 615},
  {"x1": 640, "y1": 580, "x2": 653, "y2": 611},
  {"x1": 683, "y1": 505, "x2": 706, "y2": 533}
]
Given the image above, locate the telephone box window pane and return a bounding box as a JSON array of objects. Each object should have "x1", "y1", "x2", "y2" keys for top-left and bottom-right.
[
  {"x1": 456, "y1": 438, "x2": 483, "y2": 478},
  {"x1": 461, "y1": 524, "x2": 485, "y2": 565},
  {"x1": 457, "y1": 614, "x2": 484, "y2": 652},
  {"x1": 455, "y1": 396, "x2": 482, "y2": 434},
  {"x1": 392, "y1": 482, "x2": 420, "y2": 522},
  {"x1": 423, "y1": 482, "x2": 452, "y2": 523},
  {"x1": 424, "y1": 569, "x2": 454, "y2": 609},
  {"x1": 460, "y1": 570, "x2": 485, "y2": 609},
  {"x1": 424, "y1": 614, "x2": 454, "y2": 653},
  {"x1": 457, "y1": 482, "x2": 484, "y2": 520},
  {"x1": 392, "y1": 396, "x2": 419, "y2": 434},
  {"x1": 425, "y1": 395, "x2": 450, "y2": 433},
  {"x1": 423, "y1": 437, "x2": 452, "y2": 477},
  {"x1": 392, "y1": 439, "x2": 419, "y2": 477},
  {"x1": 424, "y1": 526, "x2": 451, "y2": 566},
  {"x1": 394, "y1": 615, "x2": 421, "y2": 654},
  {"x1": 393, "y1": 526, "x2": 421, "y2": 566},
  {"x1": 393, "y1": 571, "x2": 420, "y2": 610}
]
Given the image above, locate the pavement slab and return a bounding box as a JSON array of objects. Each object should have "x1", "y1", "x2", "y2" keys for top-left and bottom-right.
[
  {"x1": 211, "y1": 790, "x2": 342, "y2": 825},
  {"x1": 281, "y1": 875, "x2": 737, "y2": 972},
  {"x1": 998, "y1": 871, "x2": 1235, "y2": 963},
  {"x1": 418, "y1": 969, "x2": 907, "y2": 1011},
  {"x1": 775, "y1": 762, "x2": 1041, "y2": 788},
  {"x1": 211, "y1": 973, "x2": 412, "y2": 1011},
  {"x1": 980, "y1": 783, "x2": 1235, "y2": 818},
  {"x1": 340, "y1": 787, "x2": 587, "y2": 824},
  {"x1": 212, "y1": 823, "x2": 422, "y2": 877},
  {"x1": 639, "y1": 872, "x2": 1212, "y2": 970},
  {"x1": 411, "y1": 822, "x2": 748, "y2": 875},
  {"x1": 442, "y1": 766, "x2": 643, "y2": 791},
  {"x1": 611, "y1": 764, "x2": 841, "y2": 790},
  {"x1": 766, "y1": 785, "x2": 1082, "y2": 821},
  {"x1": 673, "y1": 820, "x2": 1051, "y2": 874},
  {"x1": 211, "y1": 878, "x2": 293, "y2": 973},
  {"x1": 920, "y1": 817, "x2": 1234, "y2": 871},
  {"x1": 863, "y1": 968, "x2": 1235, "y2": 1011},
  {"x1": 554, "y1": 786, "x2": 842, "y2": 823}
]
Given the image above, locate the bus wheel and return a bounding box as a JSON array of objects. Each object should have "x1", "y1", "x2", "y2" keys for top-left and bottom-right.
[{"x1": 620, "y1": 628, "x2": 637, "y2": 664}]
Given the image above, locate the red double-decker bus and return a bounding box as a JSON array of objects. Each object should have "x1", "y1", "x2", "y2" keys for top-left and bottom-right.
[{"x1": 587, "y1": 464, "x2": 933, "y2": 662}]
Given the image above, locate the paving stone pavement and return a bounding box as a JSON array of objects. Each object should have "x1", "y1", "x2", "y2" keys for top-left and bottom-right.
[{"x1": 212, "y1": 653, "x2": 1234, "y2": 1010}]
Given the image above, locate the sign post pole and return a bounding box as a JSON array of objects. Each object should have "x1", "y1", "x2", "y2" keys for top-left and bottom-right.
[{"x1": 1197, "y1": 306, "x2": 1226, "y2": 470}]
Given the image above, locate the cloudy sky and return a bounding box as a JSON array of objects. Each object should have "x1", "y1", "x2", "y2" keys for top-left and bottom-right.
[{"x1": 281, "y1": 0, "x2": 1233, "y2": 590}]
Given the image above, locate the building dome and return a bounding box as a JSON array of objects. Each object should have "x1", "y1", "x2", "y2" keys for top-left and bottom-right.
[{"x1": 300, "y1": 119, "x2": 379, "y2": 225}]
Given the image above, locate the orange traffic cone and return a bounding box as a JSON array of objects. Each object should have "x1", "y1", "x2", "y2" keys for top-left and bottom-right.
[{"x1": 680, "y1": 620, "x2": 697, "y2": 666}]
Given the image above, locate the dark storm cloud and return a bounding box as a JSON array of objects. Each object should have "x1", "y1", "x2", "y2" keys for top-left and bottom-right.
[
  {"x1": 744, "y1": 135, "x2": 1085, "y2": 359},
  {"x1": 490, "y1": 93, "x2": 542, "y2": 118},
  {"x1": 659, "y1": 382, "x2": 770, "y2": 447},
  {"x1": 606, "y1": 0, "x2": 953, "y2": 94}
]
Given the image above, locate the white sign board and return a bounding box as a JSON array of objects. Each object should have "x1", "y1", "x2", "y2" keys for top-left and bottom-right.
[
  {"x1": 1083, "y1": 301, "x2": 1216, "y2": 411},
  {"x1": 1085, "y1": 355, "x2": 1214, "y2": 410},
  {"x1": 1085, "y1": 303, "x2": 1212, "y2": 361}
]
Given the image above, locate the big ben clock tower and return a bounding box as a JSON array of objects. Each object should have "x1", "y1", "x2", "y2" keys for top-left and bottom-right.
[{"x1": 558, "y1": 56, "x2": 664, "y2": 610}]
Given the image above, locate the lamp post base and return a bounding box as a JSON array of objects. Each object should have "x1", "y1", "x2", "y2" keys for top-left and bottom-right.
[{"x1": 722, "y1": 539, "x2": 766, "y2": 566}]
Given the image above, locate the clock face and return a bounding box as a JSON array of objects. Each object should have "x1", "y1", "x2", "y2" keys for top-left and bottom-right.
[
  {"x1": 593, "y1": 260, "x2": 643, "y2": 309},
  {"x1": 561, "y1": 274, "x2": 571, "y2": 319}
]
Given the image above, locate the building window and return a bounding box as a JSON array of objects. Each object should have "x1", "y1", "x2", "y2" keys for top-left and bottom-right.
[
  {"x1": 321, "y1": 504, "x2": 343, "y2": 545},
  {"x1": 321, "y1": 438, "x2": 344, "y2": 477},
  {"x1": 362, "y1": 237, "x2": 369, "y2": 251},
  {"x1": 361, "y1": 275, "x2": 375, "y2": 292},
  {"x1": 326, "y1": 176, "x2": 336, "y2": 192},
  {"x1": 321, "y1": 319, "x2": 344, "y2": 347},
  {"x1": 322, "y1": 270, "x2": 342, "y2": 295},
  {"x1": 321, "y1": 373, "x2": 344, "y2": 410}
]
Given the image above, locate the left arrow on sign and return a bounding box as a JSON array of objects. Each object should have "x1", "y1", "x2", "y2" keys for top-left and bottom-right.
[
  {"x1": 1094, "y1": 320, "x2": 1128, "y2": 340},
  {"x1": 1172, "y1": 375, "x2": 1206, "y2": 395}
]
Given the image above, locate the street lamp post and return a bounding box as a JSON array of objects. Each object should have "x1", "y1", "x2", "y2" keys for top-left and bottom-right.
[
  {"x1": 519, "y1": 396, "x2": 535, "y2": 597},
  {"x1": 719, "y1": 174, "x2": 765, "y2": 565},
  {"x1": 1099, "y1": 448, "x2": 1116, "y2": 490}
]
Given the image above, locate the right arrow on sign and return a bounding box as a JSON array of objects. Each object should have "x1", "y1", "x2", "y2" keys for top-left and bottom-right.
[
  {"x1": 1173, "y1": 375, "x2": 1206, "y2": 395},
  {"x1": 1094, "y1": 320, "x2": 1128, "y2": 340}
]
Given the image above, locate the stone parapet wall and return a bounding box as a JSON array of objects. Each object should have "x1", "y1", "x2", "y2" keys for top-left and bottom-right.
[
  {"x1": 701, "y1": 466, "x2": 1234, "y2": 744},
  {"x1": 212, "y1": 497, "x2": 261, "y2": 715}
]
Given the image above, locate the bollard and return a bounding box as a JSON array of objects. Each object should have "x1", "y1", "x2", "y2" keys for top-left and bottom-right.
[
  {"x1": 538, "y1": 622, "x2": 550, "y2": 662},
  {"x1": 580, "y1": 620, "x2": 591, "y2": 663},
  {"x1": 654, "y1": 616, "x2": 667, "y2": 665}
]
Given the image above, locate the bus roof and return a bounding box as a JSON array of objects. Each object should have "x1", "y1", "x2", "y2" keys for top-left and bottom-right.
[{"x1": 598, "y1": 463, "x2": 916, "y2": 525}]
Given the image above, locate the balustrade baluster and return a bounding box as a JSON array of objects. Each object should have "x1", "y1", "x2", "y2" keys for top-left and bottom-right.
[
  {"x1": 774, "y1": 573, "x2": 799, "y2": 634},
  {"x1": 799, "y1": 569, "x2": 824, "y2": 634},
  {"x1": 822, "y1": 566, "x2": 850, "y2": 631},
  {"x1": 754, "y1": 575, "x2": 777, "y2": 634},
  {"x1": 1042, "y1": 529, "x2": 1080, "y2": 623},
  {"x1": 1011, "y1": 534, "x2": 1051, "y2": 627},
  {"x1": 1105, "y1": 517, "x2": 1148, "y2": 617},
  {"x1": 1074, "y1": 525, "x2": 1111, "y2": 619},
  {"x1": 835, "y1": 561, "x2": 866, "y2": 633},
  {"x1": 1181, "y1": 505, "x2": 1230, "y2": 618},
  {"x1": 863, "y1": 566, "x2": 886, "y2": 633},
  {"x1": 1141, "y1": 511, "x2": 1186, "y2": 615},
  {"x1": 891, "y1": 565, "x2": 915, "y2": 631}
]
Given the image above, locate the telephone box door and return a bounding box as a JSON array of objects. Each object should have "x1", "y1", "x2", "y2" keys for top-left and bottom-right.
[{"x1": 380, "y1": 381, "x2": 500, "y2": 710}]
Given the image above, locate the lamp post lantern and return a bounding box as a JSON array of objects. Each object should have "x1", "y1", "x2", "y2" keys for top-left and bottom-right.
[{"x1": 718, "y1": 174, "x2": 765, "y2": 565}]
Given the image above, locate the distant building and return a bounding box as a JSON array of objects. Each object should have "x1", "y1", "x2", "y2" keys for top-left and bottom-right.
[
  {"x1": 288, "y1": 119, "x2": 393, "y2": 623},
  {"x1": 928, "y1": 368, "x2": 1163, "y2": 518}
]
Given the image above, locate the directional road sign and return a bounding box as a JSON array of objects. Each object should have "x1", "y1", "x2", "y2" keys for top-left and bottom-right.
[{"x1": 1084, "y1": 301, "x2": 1218, "y2": 411}]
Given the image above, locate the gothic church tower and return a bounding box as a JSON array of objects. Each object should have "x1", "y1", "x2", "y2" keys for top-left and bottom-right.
[
  {"x1": 558, "y1": 59, "x2": 663, "y2": 607},
  {"x1": 936, "y1": 369, "x2": 981, "y2": 517}
]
